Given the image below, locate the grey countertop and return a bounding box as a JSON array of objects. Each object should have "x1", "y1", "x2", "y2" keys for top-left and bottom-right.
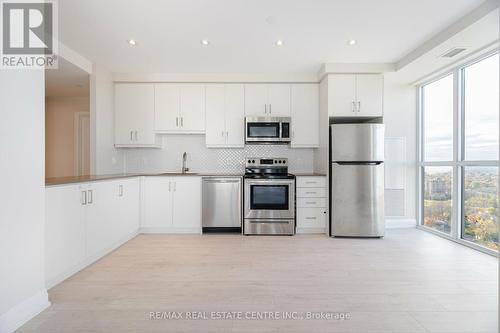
[
  {"x1": 45, "y1": 172, "x2": 241, "y2": 186},
  {"x1": 46, "y1": 172, "x2": 325, "y2": 186}
]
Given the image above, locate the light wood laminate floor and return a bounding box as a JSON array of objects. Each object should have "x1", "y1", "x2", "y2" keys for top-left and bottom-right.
[{"x1": 19, "y1": 229, "x2": 498, "y2": 332}]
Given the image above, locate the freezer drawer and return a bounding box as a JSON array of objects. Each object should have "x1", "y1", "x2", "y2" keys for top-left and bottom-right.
[
  {"x1": 331, "y1": 163, "x2": 385, "y2": 237},
  {"x1": 202, "y1": 177, "x2": 242, "y2": 229},
  {"x1": 330, "y1": 124, "x2": 384, "y2": 162}
]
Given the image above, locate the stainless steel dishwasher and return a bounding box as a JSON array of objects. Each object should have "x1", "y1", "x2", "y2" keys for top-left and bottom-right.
[{"x1": 202, "y1": 177, "x2": 242, "y2": 233}]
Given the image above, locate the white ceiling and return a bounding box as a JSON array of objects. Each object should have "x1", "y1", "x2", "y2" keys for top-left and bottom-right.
[
  {"x1": 58, "y1": 0, "x2": 487, "y2": 74},
  {"x1": 45, "y1": 58, "x2": 89, "y2": 97}
]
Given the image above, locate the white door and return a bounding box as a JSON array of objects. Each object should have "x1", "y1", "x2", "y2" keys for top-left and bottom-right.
[
  {"x1": 114, "y1": 84, "x2": 139, "y2": 145},
  {"x1": 155, "y1": 83, "x2": 180, "y2": 132},
  {"x1": 75, "y1": 112, "x2": 90, "y2": 176},
  {"x1": 45, "y1": 184, "x2": 86, "y2": 284},
  {"x1": 117, "y1": 178, "x2": 140, "y2": 237},
  {"x1": 244, "y1": 84, "x2": 268, "y2": 116},
  {"x1": 224, "y1": 84, "x2": 245, "y2": 147},
  {"x1": 268, "y1": 84, "x2": 291, "y2": 116},
  {"x1": 172, "y1": 177, "x2": 202, "y2": 230},
  {"x1": 291, "y1": 84, "x2": 319, "y2": 148},
  {"x1": 142, "y1": 177, "x2": 173, "y2": 228},
  {"x1": 205, "y1": 84, "x2": 226, "y2": 146},
  {"x1": 328, "y1": 75, "x2": 356, "y2": 117},
  {"x1": 85, "y1": 181, "x2": 118, "y2": 258},
  {"x1": 355, "y1": 74, "x2": 384, "y2": 117},
  {"x1": 180, "y1": 84, "x2": 205, "y2": 132}
]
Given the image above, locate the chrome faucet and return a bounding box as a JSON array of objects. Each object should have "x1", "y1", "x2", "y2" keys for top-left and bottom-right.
[{"x1": 182, "y1": 152, "x2": 189, "y2": 173}]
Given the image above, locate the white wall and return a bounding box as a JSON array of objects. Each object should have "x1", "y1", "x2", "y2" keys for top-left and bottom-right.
[
  {"x1": 0, "y1": 70, "x2": 49, "y2": 332},
  {"x1": 124, "y1": 135, "x2": 315, "y2": 174},
  {"x1": 90, "y1": 65, "x2": 124, "y2": 175},
  {"x1": 383, "y1": 74, "x2": 417, "y2": 224}
]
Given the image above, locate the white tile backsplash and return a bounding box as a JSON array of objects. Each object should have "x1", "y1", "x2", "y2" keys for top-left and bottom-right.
[{"x1": 124, "y1": 135, "x2": 315, "y2": 174}]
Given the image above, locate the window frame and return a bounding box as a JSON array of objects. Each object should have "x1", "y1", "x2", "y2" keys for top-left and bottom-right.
[{"x1": 417, "y1": 50, "x2": 499, "y2": 256}]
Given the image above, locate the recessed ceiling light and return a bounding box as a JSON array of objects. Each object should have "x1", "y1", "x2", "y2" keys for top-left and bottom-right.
[
  {"x1": 275, "y1": 40, "x2": 284, "y2": 46},
  {"x1": 201, "y1": 39, "x2": 210, "y2": 46},
  {"x1": 348, "y1": 39, "x2": 357, "y2": 46},
  {"x1": 127, "y1": 39, "x2": 137, "y2": 46}
]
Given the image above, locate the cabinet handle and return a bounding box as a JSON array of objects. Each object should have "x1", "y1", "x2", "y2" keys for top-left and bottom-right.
[
  {"x1": 221, "y1": 131, "x2": 224, "y2": 137},
  {"x1": 130, "y1": 131, "x2": 133, "y2": 141},
  {"x1": 135, "y1": 131, "x2": 138, "y2": 141},
  {"x1": 305, "y1": 201, "x2": 316, "y2": 205},
  {"x1": 168, "y1": 181, "x2": 171, "y2": 192},
  {"x1": 305, "y1": 191, "x2": 316, "y2": 194},
  {"x1": 226, "y1": 131, "x2": 228, "y2": 137},
  {"x1": 305, "y1": 181, "x2": 317, "y2": 184},
  {"x1": 269, "y1": 104, "x2": 272, "y2": 114},
  {"x1": 264, "y1": 104, "x2": 267, "y2": 114},
  {"x1": 81, "y1": 190, "x2": 87, "y2": 205},
  {"x1": 173, "y1": 181, "x2": 176, "y2": 192},
  {"x1": 357, "y1": 101, "x2": 361, "y2": 112},
  {"x1": 176, "y1": 117, "x2": 179, "y2": 127},
  {"x1": 119, "y1": 185, "x2": 123, "y2": 197},
  {"x1": 180, "y1": 117, "x2": 183, "y2": 127},
  {"x1": 87, "y1": 190, "x2": 93, "y2": 204},
  {"x1": 305, "y1": 217, "x2": 317, "y2": 220},
  {"x1": 352, "y1": 101, "x2": 356, "y2": 112}
]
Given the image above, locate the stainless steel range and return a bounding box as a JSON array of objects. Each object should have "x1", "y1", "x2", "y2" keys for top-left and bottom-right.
[{"x1": 243, "y1": 158, "x2": 295, "y2": 235}]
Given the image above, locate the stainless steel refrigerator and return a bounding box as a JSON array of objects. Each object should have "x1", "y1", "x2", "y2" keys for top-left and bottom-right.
[{"x1": 330, "y1": 124, "x2": 385, "y2": 237}]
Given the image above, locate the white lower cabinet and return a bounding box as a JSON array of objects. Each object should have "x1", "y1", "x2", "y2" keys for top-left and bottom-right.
[
  {"x1": 296, "y1": 176, "x2": 327, "y2": 234},
  {"x1": 45, "y1": 178, "x2": 140, "y2": 288},
  {"x1": 142, "y1": 176, "x2": 202, "y2": 233},
  {"x1": 45, "y1": 184, "x2": 86, "y2": 287}
]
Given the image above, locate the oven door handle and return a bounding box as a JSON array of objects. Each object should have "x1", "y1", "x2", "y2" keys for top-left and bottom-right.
[{"x1": 245, "y1": 180, "x2": 294, "y2": 185}]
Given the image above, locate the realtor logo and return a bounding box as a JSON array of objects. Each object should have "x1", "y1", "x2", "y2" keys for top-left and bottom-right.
[{"x1": 1, "y1": 0, "x2": 58, "y2": 68}]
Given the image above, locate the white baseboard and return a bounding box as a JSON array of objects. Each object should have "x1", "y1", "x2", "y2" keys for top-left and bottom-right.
[
  {"x1": 386, "y1": 218, "x2": 416, "y2": 229},
  {"x1": 0, "y1": 289, "x2": 50, "y2": 333},
  {"x1": 45, "y1": 230, "x2": 139, "y2": 289},
  {"x1": 139, "y1": 227, "x2": 202, "y2": 234}
]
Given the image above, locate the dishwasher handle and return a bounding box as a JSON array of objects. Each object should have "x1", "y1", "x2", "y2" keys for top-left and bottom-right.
[{"x1": 203, "y1": 179, "x2": 241, "y2": 183}]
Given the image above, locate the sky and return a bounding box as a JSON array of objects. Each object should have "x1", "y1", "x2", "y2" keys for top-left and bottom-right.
[{"x1": 423, "y1": 53, "x2": 499, "y2": 162}]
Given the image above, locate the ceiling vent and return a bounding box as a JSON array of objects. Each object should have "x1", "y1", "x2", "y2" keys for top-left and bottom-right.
[{"x1": 441, "y1": 47, "x2": 467, "y2": 58}]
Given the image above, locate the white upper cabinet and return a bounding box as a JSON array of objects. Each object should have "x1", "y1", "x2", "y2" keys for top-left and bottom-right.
[
  {"x1": 290, "y1": 84, "x2": 319, "y2": 148},
  {"x1": 355, "y1": 74, "x2": 384, "y2": 117},
  {"x1": 155, "y1": 83, "x2": 205, "y2": 133},
  {"x1": 244, "y1": 84, "x2": 268, "y2": 116},
  {"x1": 328, "y1": 75, "x2": 356, "y2": 117},
  {"x1": 267, "y1": 84, "x2": 291, "y2": 116},
  {"x1": 328, "y1": 74, "x2": 383, "y2": 117},
  {"x1": 244, "y1": 84, "x2": 290, "y2": 117},
  {"x1": 154, "y1": 84, "x2": 179, "y2": 132},
  {"x1": 205, "y1": 84, "x2": 245, "y2": 148},
  {"x1": 114, "y1": 83, "x2": 157, "y2": 146}
]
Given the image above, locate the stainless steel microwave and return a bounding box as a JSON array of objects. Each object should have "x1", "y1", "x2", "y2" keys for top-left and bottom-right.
[{"x1": 245, "y1": 117, "x2": 291, "y2": 144}]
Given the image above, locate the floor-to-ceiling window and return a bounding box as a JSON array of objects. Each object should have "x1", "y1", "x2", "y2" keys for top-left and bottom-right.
[{"x1": 418, "y1": 51, "x2": 499, "y2": 255}]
